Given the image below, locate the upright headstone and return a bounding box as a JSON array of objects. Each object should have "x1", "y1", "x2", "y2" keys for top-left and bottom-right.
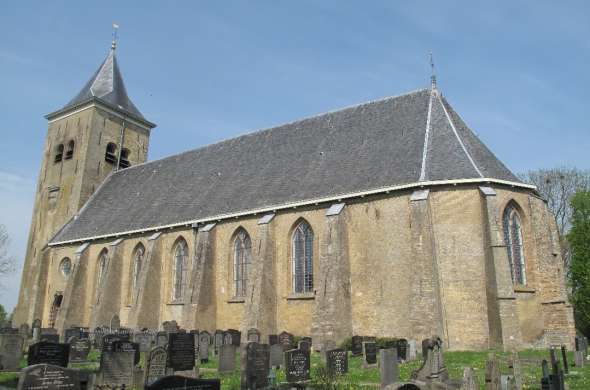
[
  {"x1": 144, "y1": 346, "x2": 168, "y2": 386},
  {"x1": 199, "y1": 332, "x2": 210, "y2": 363},
  {"x1": 351, "y1": 335, "x2": 363, "y2": 356},
  {"x1": 135, "y1": 331, "x2": 155, "y2": 353},
  {"x1": 461, "y1": 367, "x2": 478, "y2": 390},
  {"x1": 17, "y1": 364, "x2": 80, "y2": 390},
  {"x1": 241, "y1": 342, "x2": 270, "y2": 390},
  {"x1": 363, "y1": 341, "x2": 377, "y2": 368},
  {"x1": 0, "y1": 333, "x2": 24, "y2": 371},
  {"x1": 40, "y1": 329, "x2": 59, "y2": 344},
  {"x1": 411, "y1": 336, "x2": 449, "y2": 382},
  {"x1": 326, "y1": 349, "x2": 348, "y2": 376},
  {"x1": 407, "y1": 339, "x2": 417, "y2": 361},
  {"x1": 278, "y1": 331, "x2": 294, "y2": 351},
  {"x1": 167, "y1": 332, "x2": 195, "y2": 371},
  {"x1": 284, "y1": 349, "x2": 310, "y2": 384},
  {"x1": 226, "y1": 329, "x2": 241, "y2": 347},
  {"x1": 508, "y1": 352, "x2": 522, "y2": 390},
  {"x1": 110, "y1": 315, "x2": 120, "y2": 332},
  {"x1": 156, "y1": 331, "x2": 169, "y2": 347},
  {"x1": 214, "y1": 330, "x2": 223, "y2": 354},
  {"x1": 218, "y1": 344, "x2": 236, "y2": 374},
  {"x1": 145, "y1": 375, "x2": 220, "y2": 390},
  {"x1": 560, "y1": 345, "x2": 569, "y2": 374},
  {"x1": 395, "y1": 339, "x2": 408, "y2": 361},
  {"x1": 575, "y1": 350, "x2": 585, "y2": 368},
  {"x1": 99, "y1": 348, "x2": 135, "y2": 387},
  {"x1": 27, "y1": 342, "x2": 69, "y2": 367},
  {"x1": 32, "y1": 319, "x2": 41, "y2": 342},
  {"x1": 379, "y1": 348, "x2": 399, "y2": 389},
  {"x1": 268, "y1": 335, "x2": 278, "y2": 346},
  {"x1": 485, "y1": 354, "x2": 500, "y2": 390},
  {"x1": 247, "y1": 328, "x2": 260, "y2": 343},
  {"x1": 68, "y1": 337, "x2": 91, "y2": 363},
  {"x1": 162, "y1": 320, "x2": 179, "y2": 333},
  {"x1": 269, "y1": 344, "x2": 283, "y2": 368},
  {"x1": 541, "y1": 359, "x2": 551, "y2": 390},
  {"x1": 298, "y1": 340, "x2": 311, "y2": 353}
]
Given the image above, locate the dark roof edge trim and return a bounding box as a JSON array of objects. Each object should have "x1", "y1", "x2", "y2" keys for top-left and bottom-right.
[
  {"x1": 48, "y1": 177, "x2": 536, "y2": 247},
  {"x1": 45, "y1": 97, "x2": 156, "y2": 129}
]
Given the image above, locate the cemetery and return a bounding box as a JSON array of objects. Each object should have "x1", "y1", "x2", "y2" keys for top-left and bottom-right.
[{"x1": 0, "y1": 325, "x2": 589, "y2": 389}]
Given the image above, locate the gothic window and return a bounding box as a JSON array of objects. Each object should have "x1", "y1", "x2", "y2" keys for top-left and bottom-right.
[
  {"x1": 59, "y1": 257, "x2": 72, "y2": 277},
  {"x1": 119, "y1": 148, "x2": 131, "y2": 169},
  {"x1": 503, "y1": 204, "x2": 526, "y2": 285},
  {"x1": 233, "y1": 229, "x2": 252, "y2": 298},
  {"x1": 54, "y1": 144, "x2": 64, "y2": 163},
  {"x1": 105, "y1": 143, "x2": 117, "y2": 164},
  {"x1": 172, "y1": 239, "x2": 188, "y2": 301},
  {"x1": 97, "y1": 251, "x2": 108, "y2": 287},
  {"x1": 131, "y1": 244, "x2": 144, "y2": 298},
  {"x1": 65, "y1": 140, "x2": 75, "y2": 160},
  {"x1": 292, "y1": 220, "x2": 314, "y2": 294}
]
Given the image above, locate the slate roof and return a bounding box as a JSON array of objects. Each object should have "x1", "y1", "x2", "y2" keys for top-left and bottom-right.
[{"x1": 50, "y1": 87, "x2": 527, "y2": 244}]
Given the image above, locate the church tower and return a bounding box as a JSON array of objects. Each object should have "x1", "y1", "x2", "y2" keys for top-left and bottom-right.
[{"x1": 13, "y1": 42, "x2": 156, "y2": 325}]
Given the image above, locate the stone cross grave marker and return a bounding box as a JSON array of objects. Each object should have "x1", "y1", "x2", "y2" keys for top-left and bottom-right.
[
  {"x1": 167, "y1": 332, "x2": 195, "y2": 372},
  {"x1": 278, "y1": 331, "x2": 294, "y2": 351},
  {"x1": 269, "y1": 344, "x2": 283, "y2": 369},
  {"x1": 351, "y1": 335, "x2": 363, "y2": 356},
  {"x1": 363, "y1": 341, "x2": 377, "y2": 368},
  {"x1": 28, "y1": 341, "x2": 69, "y2": 368},
  {"x1": 99, "y1": 346, "x2": 135, "y2": 387},
  {"x1": 214, "y1": 330, "x2": 223, "y2": 355},
  {"x1": 247, "y1": 328, "x2": 260, "y2": 343},
  {"x1": 68, "y1": 337, "x2": 91, "y2": 363},
  {"x1": 199, "y1": 332, "x2": 211, "y2": 363},
  {"x1": 218, "y1": 344, "x2": 236, "y2": 374},
  {"x1": 17, "y1": 364, "x2": 80, "y2": 390},
  {"x1": 110, "y1": 314, "x2": 120, "y2": 332},
  {"x1": 379, "y1": 348, "x2": 399, "y2": 388},
  {"x1": 145, "y1": 375, "x2": 220, "y2": 390},
  {"x1": 327, "y1": 348, "x2": 348, "y2": 376},
  {"x1": 241, "y1": 342, "x2": 270, "y2": 390},
  {"x1": 285, "y1": 348, "x2": 310, "y2": 384},
  {"x1": 144, "y1": 346, "x2": 168, "y2": 386}
]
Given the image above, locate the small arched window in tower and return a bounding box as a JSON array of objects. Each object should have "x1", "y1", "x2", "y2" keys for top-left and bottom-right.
[
  {"x1": 65, "y1": 140, "x2": 75, "y2": 160},
  {"x1": 503, "y1": 204, "x2": 526, "y2": 285},
  {"x1": 105, "y1": 143, "x2": 117, "y2": 164},
  {"x1": 233, "y1": 229, "x2": 252, "y2": 298},
  {"x1": 172, "y1": 239, "x2": 188, "y2": 301},
  {"x1": 292, "y1": 220, "x2": 314, "y2": 294},
  {"x1": 119, "y1": 148, "x2": 131, "y2": 169},
  {"x1": 54, "y1": 144, "x2": 64, "y2": 163}
]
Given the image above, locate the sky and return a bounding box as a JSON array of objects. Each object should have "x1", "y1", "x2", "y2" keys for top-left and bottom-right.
[{"x1": 0, "y1": 1, "x2": 589, "y2": 312}]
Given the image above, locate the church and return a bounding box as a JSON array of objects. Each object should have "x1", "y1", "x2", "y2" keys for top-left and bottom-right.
[{"x1": 13, "y1": 42, "x2": 575, "y2": 351}]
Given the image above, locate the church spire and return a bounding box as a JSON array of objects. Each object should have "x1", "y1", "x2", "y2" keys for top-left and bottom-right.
[
  {"x1": 429, "y1": 52, "x2": 437, "y2": 90},
  {"x1": 111, "y1": 23, "x2": 119, "y2": 51}
]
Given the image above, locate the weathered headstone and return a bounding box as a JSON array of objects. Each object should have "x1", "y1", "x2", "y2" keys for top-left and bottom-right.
[
  {"x1": 135, "y1": 331, "x2": 154, "y2": 353},
  {"x1": 214, "y1": 330, "x2": 223, "y2": 354},
  {"x1": 28, "y1": 342, "x2": 69, "y2": 367},
  {"x1": 395, "y1": 339, "x2": 408, "y2": 361},
  {"x1": 461, "y1": 367, "x2": 477, "y2": 390},
  {"x1": 541, "y1": 359, "x2": 551, "y2": 390},
  {"x1": 326, "y1": 348, "x2": 348, "y2": 376},
  {"x1": 162, "y1": 320, "x2": 178, "y2": 332},
  {"x1": 218, "y1": 344, "x2": 236, "y2": 374},
  {"x1": 247, "y1": 328, "x2": 260, "y2": 343},
  {"x1": 351, "y1": 335, "x2": 363, "y2": 356},
  {"x1": 17, "y1": 364, "x2": 80, "y2": 390},
  {"x1": 199, "y1": 332, "x2": 210, "y2": 363},
  {"x1": 110, "y1": 314, "x2": 120, "y2": 332},
  {"x1": 508, "y1": 352, "x2": 522, "y2": 390},
  {"x1": 0, "y1": 333, "x2": 24, "y2": 371},
  {"x1": 144, "y1": 346, "x2": 168, "y2": 386},
  {"x1": 285, "y1": 349, "x2": 310, "y2": 383},
  {"x1": 156, "y1": 331, "x2": 169, "y2": 347},
  {"x1": 268, "y1": 334, "x2": 278, "y2": 345},
  {"x1": 99, "y1": 348, "x2": 135, "y2": 387},
  {"x1": 298, "y1": 340, "x2": 311, "y2": 353},
  {"x1": 379, "y1": 348, "x2": 399, "y2": 389},
  {"x1": 145, "y1": 375, "x2": 220, "y2": 390},
  {"x1": 241, "y1": 342, "x2": 270, "y2": 390},
  {"x1": 575, "y1": 350, "x2": 584, "y2": 367},
  {"x1": 32, "y1": 319, "x2": 41, "y2": 342},
  {"x1": 68, "y1": 337, "x2": 91, "y2": 363},
  {"x1": 278, "y1": 331, "x2": 294, "y2": 351},
  {"x1": 111, "y1": 340, "x2": 141, "y2": 366},
  {"x1": 412, "y1": 336, "x2": 449, "y2": 383},
  {"x1": 408, "y1": 339, "x2": 417, "y2": 361},
  {"x1": 363, "y1": 341, "x2": 377, "y2": 367},
  {"x1": 485, "y1": 354, "x2": 500, "y2": 390},
  {"x1": 225, "y1": 329, "x2": 241, "y2": 347},
  {"x1": 40, "y1": 329, "x2": 59, "y2": 344},
  {"x1": 168, "y1": 332, "x2": 195, "y2": 371},
  {"x1": 560, "y1": 345, "x2": 569, "y2": 374},
  {"x1": 269, "y1": 344, "x2": 283, "y2": 368}
]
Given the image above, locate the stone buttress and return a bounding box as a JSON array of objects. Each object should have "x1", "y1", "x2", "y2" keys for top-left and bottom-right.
[{"x1": 55, "y1": 243, "x2": 90, "y2": 330}]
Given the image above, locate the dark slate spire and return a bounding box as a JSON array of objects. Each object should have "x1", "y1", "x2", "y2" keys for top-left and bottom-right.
[{"x1": 60, "y1": 45, "x2": 147, "y2": 121}]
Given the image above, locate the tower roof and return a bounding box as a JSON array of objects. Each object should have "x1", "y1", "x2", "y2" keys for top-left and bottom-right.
[{"x1": 47, "y1": 47, "x2": 153, "y2": 127}]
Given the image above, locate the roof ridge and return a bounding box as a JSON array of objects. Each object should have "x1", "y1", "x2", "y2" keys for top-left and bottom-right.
[{"x1": 115, "y1": 87, "x2": 431, "y2": 175}]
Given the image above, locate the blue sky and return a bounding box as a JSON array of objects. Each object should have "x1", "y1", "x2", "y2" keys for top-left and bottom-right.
[{"x1": 0, "y1": 1, "x2": 589, "y2": 311}]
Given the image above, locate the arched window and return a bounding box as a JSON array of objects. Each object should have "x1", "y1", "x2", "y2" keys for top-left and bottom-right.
[
  {"x1": 54, "y1": 144, "x2": 64, "y2": 163},
  {"x1": 233, "y1": 229, "x2": 252, "y2": 297},
  {"x1": 97, "y1": 251, "x2": 108, "y2": 287},
  {"x1": 65, "y1": 140, "x2": 75, "y2": 160},
  {"x1": 105, "y1": 143, "x2": 117, "y2": 164},
  {"x1": 119, "y1": 148, "x2": 131, "y2": 169},
  {"x1": 172, "y1": 239, "x2": 188, "y2": 301},
  {"x1": 131, "y1": 244, "x2": 145, "y2": 298},
  {"x1": 503, "y1": 204, "x2": 526, "y2": 285},
  {"x1": 59, "y1": 257, "x2": 72, "y2": 277},
  {"x1": 292, "y1": 220, "x2": 314, "y2": 294}
]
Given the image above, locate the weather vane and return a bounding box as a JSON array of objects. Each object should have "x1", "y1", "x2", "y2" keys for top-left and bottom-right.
[
  {"x1": 429, "y1": 51, "x2": 437, "y2": 88},
  {"x1": 112, "y1": 23, "x2": 119, "y2": 50}
]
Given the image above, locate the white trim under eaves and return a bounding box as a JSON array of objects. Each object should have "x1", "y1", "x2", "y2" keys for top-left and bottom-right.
[{"x1": 48, "y1": 178, "x2": 536, "y2": 247}]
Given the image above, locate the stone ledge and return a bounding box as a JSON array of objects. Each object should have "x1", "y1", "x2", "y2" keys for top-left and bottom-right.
[
  {"x1": 166, "y1": 301, "x2": 185, "y2": 306},
  {"x1": 514, "y1": 286, "x2": 536, "y2": 293},
  {"x1": 286, "y1": 293, "x2": 315, "y2": 301},
  {"x1": 227, "y1": 297, "x2": 245, "y2": 304}
]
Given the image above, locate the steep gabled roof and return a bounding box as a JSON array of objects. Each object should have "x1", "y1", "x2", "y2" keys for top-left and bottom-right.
[{"x1": 50, "y1": 87, "x2": 529, "y2": 245}]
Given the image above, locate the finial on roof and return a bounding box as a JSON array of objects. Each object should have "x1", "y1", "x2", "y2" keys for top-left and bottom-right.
[
  {"x1": 111, "y1": 23, "x2": 119, "y2": 50},
  {"x1": 429, "y1": 51, "x2": 437, "y2": 89}
]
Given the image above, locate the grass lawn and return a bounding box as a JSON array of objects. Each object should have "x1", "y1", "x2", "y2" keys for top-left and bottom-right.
[{"x1": 1, "y1": 348, "x2": 588, "y2": 389}]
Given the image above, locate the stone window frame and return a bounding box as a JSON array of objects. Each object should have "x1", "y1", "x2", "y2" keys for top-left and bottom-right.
[
  {"x1": 171, "y1": 237, "x2": 189, "y2": 303},
  {"x1": 65, "y1": 140, "x2": 75, "y2": 160},
  {"x1": 128, "y1": 242, "x2": 145, "y2": 305},
  {"x1": 54, "y1": 143, "x2": 64, "y2": 163},
  {"x1": 502, "y1": 201, "x2": 527, "y2": 286},
  {"x1": 291, "y1": 219, "x2": 315, "y2": 295},
  {"x1": 59, "y1": 257, "x2": 72, "y2": 278},
  {"x1": 232, "y1": 227, "x2": 252, "y2": 299},
  {"x1": 95, "y1": 248, "x2": 109, "y2": 303}
]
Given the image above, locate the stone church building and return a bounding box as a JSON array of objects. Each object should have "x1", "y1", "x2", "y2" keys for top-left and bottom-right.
[{"x1": 13, "y1": 44, "x2": 575, "y2": 351}]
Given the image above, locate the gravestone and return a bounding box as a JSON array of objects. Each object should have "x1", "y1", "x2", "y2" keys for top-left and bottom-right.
[
  {"x1": 214, "y1": 330, "x2": 223, "y2": 354},
  {"x1": 168, "y1": 332, "x2": 195, "y2": 371},
  {"x1": 541, "y1": 359, "x2": 551, "y2": 390},
  {"x1": 575, "y1": 350, "x2": 584, "y2": 368},
  {"x1": 99, "y1": 348, "x2": 135, "y2": 387},
  {"x1": 298, "y1": 340, "x2": 311, "y2": 353},
  {"x1": 218, "y1": 344, "x2": 236, "y2": 374},
  {"x1": 395, "y1": 339, "x2": 408, "y2": 361},
  {"x1": 351, "y1": 335, "x2": 363, "y2": 356},
  {"x1": 28, "y1": 342, "x2": 69, "y2": 367},
  {"x1": 64, "y1": 327, "x2": 81, "y2": 342},
  {"x1": 40, "y1": 329, "x2": 59, "y2": 344},
  {"x1": 145, "y1": 375, "x2": 220, "y2": 390},
  {"x1": 278, "y1": 331, "x2": 294, "y2": 351},
  {"x1": 199, "y1": 332, "x2": 210, "y2": 363},
  {"x1": 157, "y1": 331, "x2": 169, "y2": 347},
  {"x1": 485, "y1": 354, "x2": 500, "y2": 390},
  {"x1": 462, "y1": 367, "x2": 477, "y2": 390},
  {"x1": 560, "y1": 345, "x2": 569, "y2": 374},
  {"x1": 285, "y1": 349, "x2": 310, "y2": 383},
  {"x1": 412, "y1": 336, "x2": 449, "y2": 383},
  {"x1": 110, "y1": 314, "x2": 120, "y2": 332},
  {"x1": 225, "y1": 329, "x2": 241, "y2": 347},
  {"x1": 363, "y1": 341, "x2": 377, "y2": 367},
  {"x1": 268, "y1": 335, "x2": 278, "y2": 345},
  {"x1": 326, "y1": 349, "x2": 348, "y2": 376},
  {"x1": 241, "y1": 342, "x2": 270, "y2": 390},
  {"x1": 135, "y1": 331, "x2": 155, "y2": 352},
  {"x1": 111, "y1": 340, "x2": 141, "y2": 366},
  {"x1": 380, "y1": 348, "x2": 399, "y2": 389},
  {"x1": 508, "y1": 352, "x2": 522, "y2": 390},
  {"x1": 162, "y1": 321, "x2": 179, "y2": 332},
  {"x1": 549, "y1": 349, "x2": 565, "y2": 390},
  {"x1": 19, "y1": 324, "x2": 30, "y2": 339},
  {"x1": 407, "y1": 339, "x2": 417, "y2": 361},
  {"x1": 68, "y1": 337, "x2": 91, "y2": 363},
  {"x1": 247, "y1": 328, "x2": 260, "y2": 343},
  {"x1": 0, "y1": 333, "x2": 24, "y2": 371},
  {"x1": 269, "y1": 344, "x2": 283, "y2": 368},
  {"x1": 17, "y1": 364, "x2": 80, "y2": 390},
  {"x1": 144, "y1": 346, "x2": 168, "y2": 386}
]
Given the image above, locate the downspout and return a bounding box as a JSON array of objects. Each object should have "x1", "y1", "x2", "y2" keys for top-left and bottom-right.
[{"x1": 116, "y1": 120, "x2": 126, "y2": 171}]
